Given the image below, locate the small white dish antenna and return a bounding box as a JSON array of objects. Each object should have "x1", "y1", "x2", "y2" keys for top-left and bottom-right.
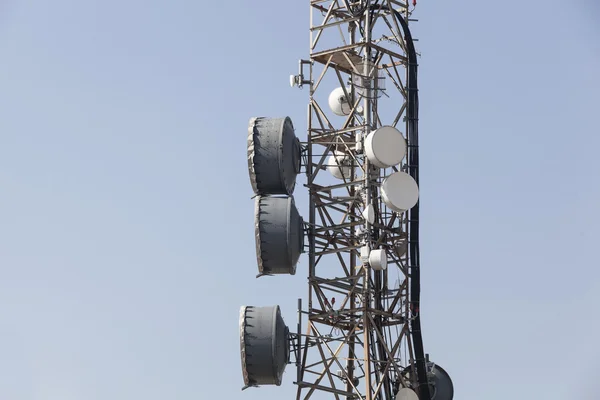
[
  {"x1": 327, "y1": 152, "x2": 352, "y2": 179},
  {"x1": 290, "y1": 75, "x2": 297, "y2": 87},
  {"x1": 395, "y1": 388, "x2": 419, "y2": 400},
  {"x1": 361, "y1": 204, "x2": 375, "y2": 224},
  {"x1": 394, "y1": 238, "x2": 408, "y2": 258},
  {"x1": 368, "y1": 249, "x2": 387, "y2": 271},
  {"x1": 328, "y1": 87, "x2": 352, "y2": 116},
  {"x1": 365, "y1": 126, "x2": 406, "y2": 168},
  {"x1": 381, "y1": 171, "x2": 419, "y2": 213}
]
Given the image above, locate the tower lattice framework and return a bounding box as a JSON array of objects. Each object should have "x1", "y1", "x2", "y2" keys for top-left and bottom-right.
[
  {"x1": 239, "y1": 1, "x2": 454, "y2": 399},
  {"x1": 296, "y1": 1, "x2": 429, "y2": 399}
]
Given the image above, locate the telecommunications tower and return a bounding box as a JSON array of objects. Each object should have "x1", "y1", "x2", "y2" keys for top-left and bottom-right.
[{"x1": 239, "y1": 1, "x2": 454, "y2": 399}]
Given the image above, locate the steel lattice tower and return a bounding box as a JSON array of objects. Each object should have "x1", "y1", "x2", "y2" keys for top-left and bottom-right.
[{"x1": 239, "y1": 2, "x2": 453, "y2": 400}]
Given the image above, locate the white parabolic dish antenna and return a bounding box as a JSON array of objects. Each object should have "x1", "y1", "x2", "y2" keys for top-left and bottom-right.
[
  {"x1": 327, "y1": 152, "x2": 352, "y2": 180},
  {"x1": 365, "y1": 126, "x2": 406, "y2": 168},
  {"x1": 396, "y1": 388, "x2": 419, "y2": 400},
  {"x1": 381, "y1": 171, "x2": 419, "y2": 213},
  {"x1": 328, "y1": 87, "x2": 352, "y2": 116},
  {"x1": 362, "y1": 204, "x2": 375, "y2": 224},
  {"x1": 368, "y1": 249, "x2": 387, "y2": 271}
]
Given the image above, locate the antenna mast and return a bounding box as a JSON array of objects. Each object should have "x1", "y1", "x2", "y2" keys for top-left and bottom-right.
[{"x1": 239, "y1": 1, "x2": 454, "y2": 399}]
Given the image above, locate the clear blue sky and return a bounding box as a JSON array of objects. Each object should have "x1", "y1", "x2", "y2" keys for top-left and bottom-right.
[{"x1": 1, "y1": 1, "x2": 599, "y2": 399}]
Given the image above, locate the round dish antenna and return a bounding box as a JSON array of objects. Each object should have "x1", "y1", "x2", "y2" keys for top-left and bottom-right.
[
  {"x1": 254, "y1": 196, "x2": 304, "y2": 276},
  {"x1": 396, "y1": 388, "x2": 419, "y2": 400},
  {"x1": 381, "y1": 171, "x2": 419, "y2": 213},
  {"x1": 240, "y1": 305, "x2": 290, "y2": 387},
  {"x1": 394, "y1": 233, "x2": 408, "y2": 258},
  {"x1": 427, "y1": 363, "x2": 454, "y2": 400},
  {"x1": 247, "y1": 117, "x2": 301, "y2": 196},
  {"x1": 328, "y1": 87, "x2": 352, "y2": 116},
  {"x1": 327, "y1": 151, "x2": 353, "y2": 180},
  {"x1": 368, "y1": 249, "x2": 387, "y2": 271},
  {"x1": 362, "y1": 204, "x2": 375, "y2": 224},
  {"x1": 365, "y1": 126, "x2": 406, "y2": 168}
]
